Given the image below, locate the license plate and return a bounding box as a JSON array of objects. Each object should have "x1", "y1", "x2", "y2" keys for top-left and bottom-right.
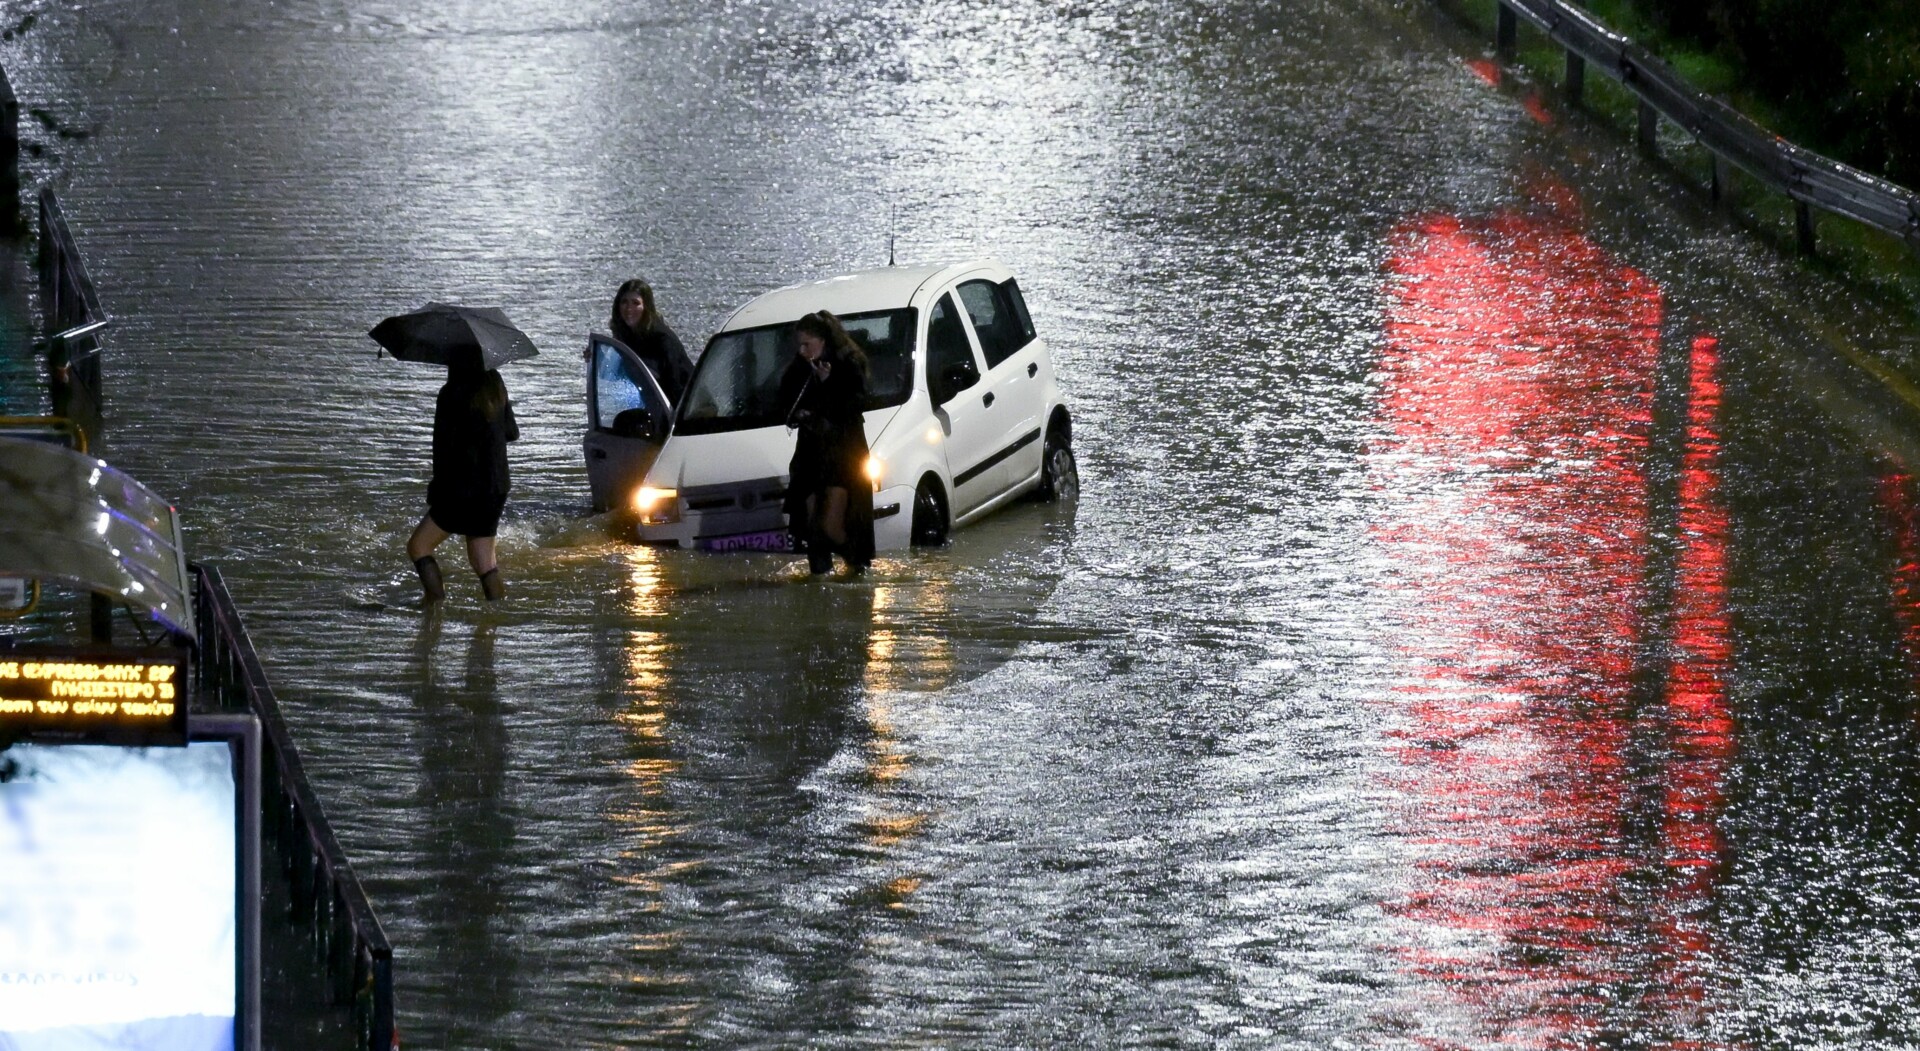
[{"x1": 697, "y1": 529, "x2": 792, "y2": 553}]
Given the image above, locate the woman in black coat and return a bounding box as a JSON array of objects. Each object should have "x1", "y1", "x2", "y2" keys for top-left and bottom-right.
[
  {"x1": 610, "y1": 277, "x2": 695, "y2": 407},
  {"x1": 406, "y1": 358, "x2": 519, "y2": 602},
  {"x1": 779, "y1": 311, "x2": 874, "y2": 575}
]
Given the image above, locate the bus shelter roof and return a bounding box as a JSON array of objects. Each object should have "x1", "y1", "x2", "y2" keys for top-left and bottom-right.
[{"x1": 0, "y1": 438, "x2": 195, "y2": 640}]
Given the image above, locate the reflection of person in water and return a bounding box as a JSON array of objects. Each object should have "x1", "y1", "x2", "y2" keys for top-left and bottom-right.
[
  {"x1": 410, "y1": 616, "x2": 516, "y2": 1040},
  {"x1": 610, "y1": 278, "x2": 695, "y2": 407},
  {"x1": 779, "y1": 311, "x2": 875, "y2": 576}
]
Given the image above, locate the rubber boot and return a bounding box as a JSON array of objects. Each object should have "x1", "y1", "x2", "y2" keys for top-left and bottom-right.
[
  {"x1": 413, "y1": 555, "x2": 445, "y2": 602},
  {"x1": 478, "y1": 567, "x2": 505, "y2": 602},
  {"x1": 806, "y1": 525, "x2": 833, "y2": 575}
]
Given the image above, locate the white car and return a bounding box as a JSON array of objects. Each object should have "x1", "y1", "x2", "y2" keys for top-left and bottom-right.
[{"x1": 587, "y1": 258, "x2": 1075, "y2": 551}]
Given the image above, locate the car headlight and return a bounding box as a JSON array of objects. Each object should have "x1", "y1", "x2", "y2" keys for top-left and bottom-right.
[{"x1": 633, "y1": 486, "x2": 680, "y2": 524}]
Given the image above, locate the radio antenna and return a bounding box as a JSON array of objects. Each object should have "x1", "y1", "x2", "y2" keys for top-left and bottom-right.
[{"x1": 887, "y1": 201, "x2": 897, "y2": 266}]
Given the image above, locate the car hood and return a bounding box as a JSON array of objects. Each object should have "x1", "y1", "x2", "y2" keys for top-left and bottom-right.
[{"x1": 649, "y1": 405, "x2": 904, "y2": 489}]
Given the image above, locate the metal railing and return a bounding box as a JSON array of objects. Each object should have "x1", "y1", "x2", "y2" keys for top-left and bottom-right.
[
  {"x1": 37, "y1": 188, "x2": 104, "y2": 336},
  {"x1": 1489, "y1": 0, "x2": 1920, "y2": 256},
  {"x1": 36, "y1": 188, "x2": 109, "y2": 442},
  {"x1": 193, "y1": 563, "x2": 398, "y2": 1051}
]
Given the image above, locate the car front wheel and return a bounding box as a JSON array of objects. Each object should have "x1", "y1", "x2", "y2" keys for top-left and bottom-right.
[{"x1": 911, "y1": 477, "x2": 949, "y2": 547}]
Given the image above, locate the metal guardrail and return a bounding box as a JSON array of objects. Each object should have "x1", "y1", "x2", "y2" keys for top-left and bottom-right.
[
  {"x1": 193, "y1": 563, "x2": 398, "y2": 1051},
  {"x1": 36, "y1": 188, "x2": 109, "y2": 443},
  {"x1": 1490, "y1": 0, "x2": 1920, "y2": 256},
  {"x1": 37, "y1": 188, "x2": 106, "y2": 347}
]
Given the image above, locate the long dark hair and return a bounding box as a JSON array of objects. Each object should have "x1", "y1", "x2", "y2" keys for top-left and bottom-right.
[
  {"x1": 794, "y1": 310, "x2": 868, "y2": 381},
  {"x1": 448, "y1": 358, "x2": 509, "y2": 420},
  {"x1": 611, "y1": 278, "x2": 662, "y2": 333}
]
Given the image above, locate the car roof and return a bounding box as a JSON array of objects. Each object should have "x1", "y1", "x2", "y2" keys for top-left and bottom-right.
[{"x1": 717, "y1": 258, "x2": 1010, "y2": 333}]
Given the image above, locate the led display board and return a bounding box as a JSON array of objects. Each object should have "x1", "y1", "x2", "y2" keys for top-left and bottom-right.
[
  {"x1": 0, "y1": 716, "x2": 260, "y2": 1051},
  {"x1": 0, "y1": 645, "x2": 190, "y2": 746}
]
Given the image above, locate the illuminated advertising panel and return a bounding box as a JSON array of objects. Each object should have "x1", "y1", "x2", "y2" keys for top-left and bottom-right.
[
  {"x1": 0, "y1": 739, "x2": 241, "y2": 1050},
  {"x1": 0, "y1": 646, "x2": 189, "y2": 747}
]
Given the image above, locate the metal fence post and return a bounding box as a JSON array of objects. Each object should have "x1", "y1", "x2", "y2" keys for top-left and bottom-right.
[
  {"x1": 1496, "y1": 2, "x2": 1516, "y2": 61},
  {"x1": 1564, "y1": 50, "x2": 1585, "y2": 105},
  {"x1": 1796, "y1": 201, "x2": 1817, "y2": 255},
  {"x1": 1636, "y1": 100, "x2": 1658, "y2": 155}
]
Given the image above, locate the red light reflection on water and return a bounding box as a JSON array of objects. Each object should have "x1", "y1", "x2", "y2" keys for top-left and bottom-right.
[
  {"x1": 1373, "y1": 201, "x2": 1733, "y2": 1046},
  {"x1": 1461, "y1": 57, "x2": 1554, "y2": 125},
  {"x1": 1879, "y1": 471, "x2": 1920, "y2": 697},
  {"x1": 1648, "y1": 336, "x2": 1734, "y2": 1029}
]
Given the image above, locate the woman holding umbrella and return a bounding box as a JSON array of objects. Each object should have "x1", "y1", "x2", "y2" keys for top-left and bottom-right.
[
  {"x1": 370, "y1": 302, "x2": 532, "y2": 603},
  {"x1": 407, "y1": 355, "x2": 519, "y2": 602}
]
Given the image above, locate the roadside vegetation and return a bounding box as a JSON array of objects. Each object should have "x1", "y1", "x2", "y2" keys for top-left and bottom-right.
[
  {"x1": 1436, "y1": 0, "x2": 1920, "y2": 322},
  {"x1": 1608, "y1": 0, "x2": 1919, "y2": 186}
]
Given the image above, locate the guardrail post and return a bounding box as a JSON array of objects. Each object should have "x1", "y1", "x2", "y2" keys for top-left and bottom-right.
[
  {"x1": 1796, "y1": 200, "x2": 1817, "y2": 255},
  {"x1": 1495, "y1": 2, "x2": 1516, "y2": 61},
  {"x1": 1636, "y1": 100, "x2": 1658, "y2": 156},
  {"x1": 372, "y1": 954, "x2": 395, "y2": 1051},
  {"x1": 1564, "y1": 50, "x2": 1585, "y2": 106},
  {"x1": 1708, "y1": 155, "x2": 1723, "y2": 205}
]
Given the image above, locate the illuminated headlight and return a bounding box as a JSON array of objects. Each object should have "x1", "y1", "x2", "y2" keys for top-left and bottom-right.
[
  {"x1": 863, "y1": 456, "x2": 885, "y2": 489},
  {"x1": 633, "y1": 486, "x2": 680, "y2": 523}
]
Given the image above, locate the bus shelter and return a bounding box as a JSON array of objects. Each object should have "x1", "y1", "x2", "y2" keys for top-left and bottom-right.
[{"x1": 0, "y1": 435, "x2": 261, "y2": 1051}]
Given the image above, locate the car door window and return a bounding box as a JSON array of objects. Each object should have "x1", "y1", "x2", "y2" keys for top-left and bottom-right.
[
  {"x1": 957, "y1": 279, "x2": 1030, "y2": 369},
  {"x1": 591, "y1": 338, "x2": 664, "y2": 436},
  {"x1": 1000, "y1": 278, "x2": 1036, "y2": 345},
  {"x1": 926, "y1": 294, "x2": 980, "y2": 404},
  {"x1": 838, "y1": 310, "x2": 915, "y2": 409}
]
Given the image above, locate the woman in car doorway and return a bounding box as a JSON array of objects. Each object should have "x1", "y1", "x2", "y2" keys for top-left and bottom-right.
[
  {"x1": 780, "y1": 311, "x2": 874, "y2": 575},
  {"x1": 609, "y1": 277, "x2": 695, "y2": 406}
]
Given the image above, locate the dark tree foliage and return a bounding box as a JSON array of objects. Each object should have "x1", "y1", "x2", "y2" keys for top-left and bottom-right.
[{"x1": 1632, "y1": 0, "x2": 1920, "y2": 185}]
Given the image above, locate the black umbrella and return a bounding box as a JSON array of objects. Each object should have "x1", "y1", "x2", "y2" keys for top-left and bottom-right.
[{"x1": 368, "y1": 302, "x2": 541, "y2": 370}]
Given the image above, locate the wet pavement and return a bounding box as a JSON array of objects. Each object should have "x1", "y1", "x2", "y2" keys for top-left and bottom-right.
[{"x1": 5, "y1": 0, "x2": 1920, "y2": 1047}]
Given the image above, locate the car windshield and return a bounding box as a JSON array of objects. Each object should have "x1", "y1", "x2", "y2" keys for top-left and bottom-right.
[{"x1": 676, "y1": 308, "x2": 917, "y2": 435}]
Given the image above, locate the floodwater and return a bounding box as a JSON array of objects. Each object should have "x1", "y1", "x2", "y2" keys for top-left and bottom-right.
[{"x1": 5, "y1": 0, "x2": 1920, "y2": 1047}]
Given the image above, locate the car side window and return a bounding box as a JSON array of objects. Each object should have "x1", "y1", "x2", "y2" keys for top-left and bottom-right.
[
  {"x1": 926, "y1": 294, "x2": 980, "y2": 405},
  {"x1": 957, "y1": 279, "x2": 1033, "y2": 369},
  {"x1": 592, "y1": 338, "x2": 659, "y2": 435}
]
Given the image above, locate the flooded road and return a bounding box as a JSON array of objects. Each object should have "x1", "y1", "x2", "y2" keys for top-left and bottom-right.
[{"x1": 6, "y1": 0, "x2": 1920, "y2": 1046}]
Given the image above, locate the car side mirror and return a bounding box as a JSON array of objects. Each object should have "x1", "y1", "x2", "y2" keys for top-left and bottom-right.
[
  {"x1": 937, "y1": 361, "x2": 978, "y2": 404},
  {"x1": 612, "y1": 407, "x2": 668, "y2": 443}
]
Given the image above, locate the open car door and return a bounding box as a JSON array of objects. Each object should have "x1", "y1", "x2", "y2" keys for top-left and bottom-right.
[{"x1": 583, "y1": 333, "x2": 673, "y2": 513}]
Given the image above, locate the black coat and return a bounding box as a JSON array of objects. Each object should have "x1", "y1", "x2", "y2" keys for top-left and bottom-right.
[
  {"x1": 779, "y1": 355, "x2": 874, "y2": 564},
  {"x1": 427, "y1": 369, "x2": 518, "y2": 531},
  {"x1": 611, "y1": 317, "x2": 695, "y2": 407}
]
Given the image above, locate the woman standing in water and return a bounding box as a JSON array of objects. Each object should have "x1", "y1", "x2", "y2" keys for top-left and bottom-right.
[
  {"x1": 780, "y1": 311, "x2": 874, "y2": 575},
  {"x1": 609, "y1": 277, "x2": 695, "y2": 406},
  {"x1": 408, "y1": 357, "x2": 519, "y2": 602}
]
